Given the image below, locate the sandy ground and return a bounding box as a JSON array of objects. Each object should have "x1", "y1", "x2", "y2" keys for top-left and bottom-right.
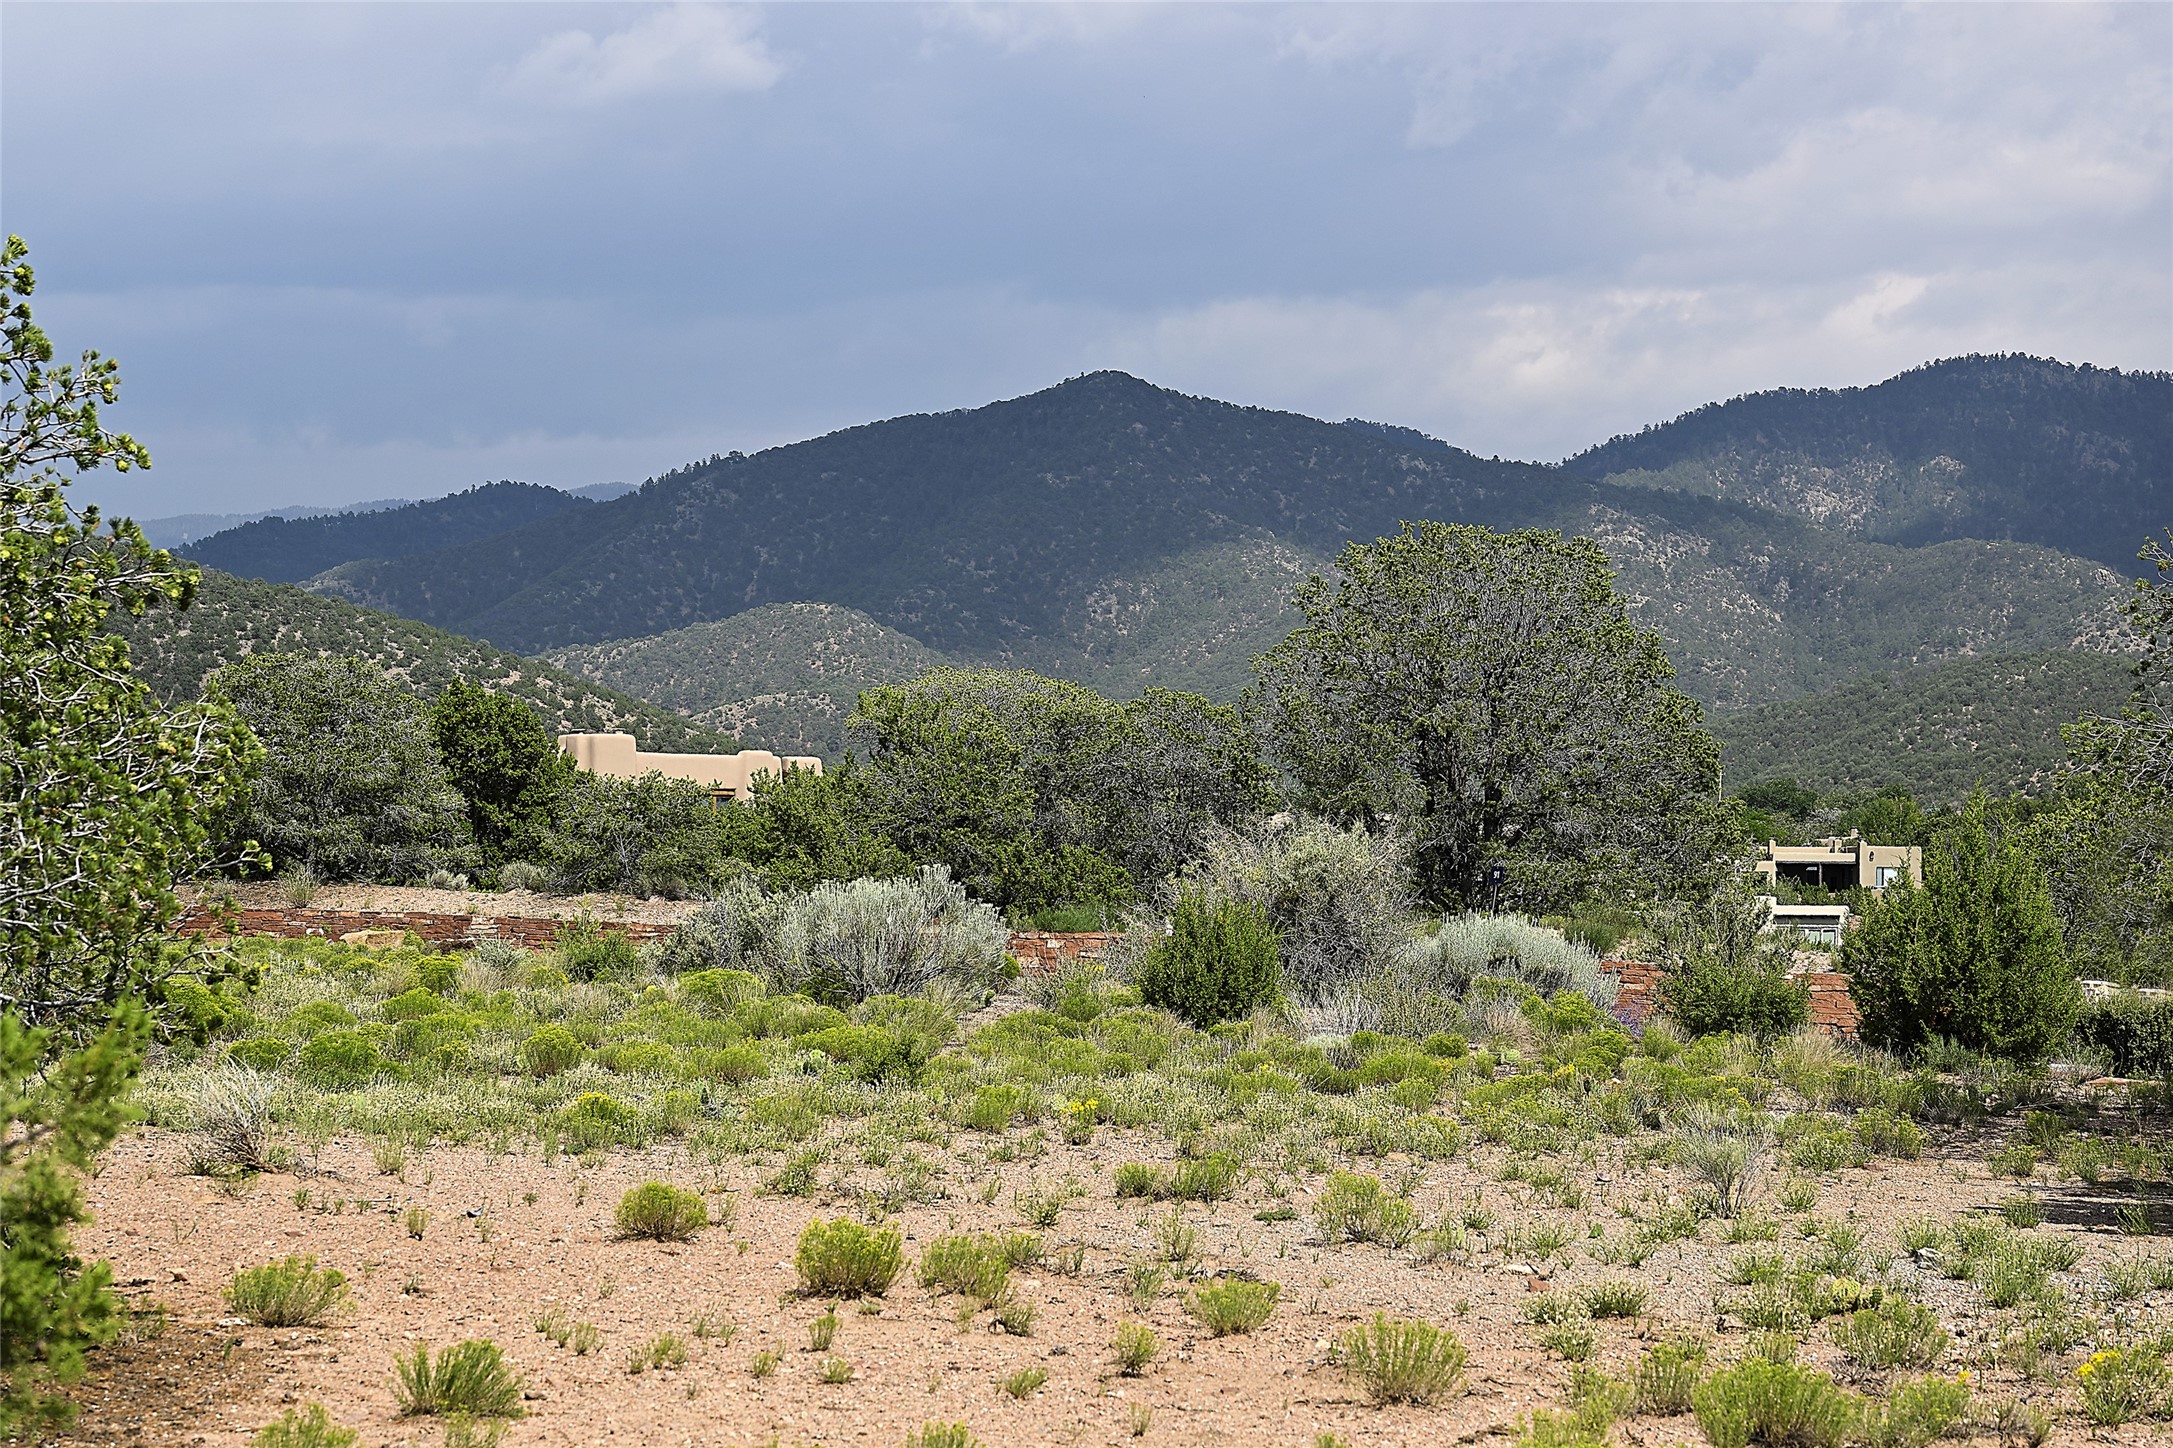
[
  {"x1": 180, "y1": 882, "x2": 706, "y2": 927},
  {"x1": 54, "y1": 1120, "x2": 2171, "y2": 1448}
]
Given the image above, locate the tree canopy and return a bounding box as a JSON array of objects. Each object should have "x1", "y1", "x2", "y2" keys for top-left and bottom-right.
[
  {"x1": 1249, "y1": 522, "x2": 1732, "y2": 911},
  {"x1": 211, "y1": 653, "x2": 472, "y2": 882}
]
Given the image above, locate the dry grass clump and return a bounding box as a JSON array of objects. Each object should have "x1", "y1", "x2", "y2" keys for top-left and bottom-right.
[
  {"x1": 795, "y1": 1218, "x2": 903, "y2": 1297},
  {"x1": 614, "y1": 1182, "x2": 708, "y2": 1241},
  {"x1": 1186, "y1": 1277, "x2": 1279, "y2": 1336},
  {"x1": 392, "y1": 1339, "x2": 525, "y2": 1419},
  {"x1": 1336, "y1": 1313, "x2": 1468, "y2": 1404},
  {"x1": 225, "y1": 1256, "x2": 349, "y2": 1327}
]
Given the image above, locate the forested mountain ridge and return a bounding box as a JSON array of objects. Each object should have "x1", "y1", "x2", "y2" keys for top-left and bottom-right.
[
  {"x1": 1710, "y1": 649, "x2": 2138, "y2": 803},
  {"x1": 180, "y1": 481, "x2": 592, "y2": 583},
  {"x1": 306, "y1": 370, "x2": 2131, "y2": 712},
  {"x1": 113, "y1": 568, "x2": 739, "y2": 753},
  {"x1": 546, "y1": 602, "x2": 957, "y2": 759},
  {"x1": 1565, "y1": 355, "x2": 2170, "y2": 571}
]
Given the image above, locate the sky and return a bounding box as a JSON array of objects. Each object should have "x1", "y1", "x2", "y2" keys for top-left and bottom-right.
[{"x1": 5, "y1": 1, "x2": 2168, "y2": 517}]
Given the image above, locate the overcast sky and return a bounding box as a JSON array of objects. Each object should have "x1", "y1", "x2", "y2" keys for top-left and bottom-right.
[{"x1": 6, "y1": 2, "x2": 2168, "y2": 516}]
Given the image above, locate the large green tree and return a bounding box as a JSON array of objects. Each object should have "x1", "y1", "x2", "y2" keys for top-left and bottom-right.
[
  {"x1": 1249, "y1": 522, "x2": 1731, "y2": 910},
  {"x1": 1840, "y1": 792, "x2": 2080, "y2": 1062},
  {"x1": 210, "y1": 653, "x2": 471, "y2": 882},
  {"x1": 0, "y1": 237, "x2": 257, "y2": 1430},
  {"x1": 2030, "y1": 532, "x2": 2173, "y2": 983},
  {"x1": 428, "y1": 679, "x2": 569, "y2": 869},
  {"x1": 848, "y1": 667, "x2": 1269, "y2": 911}
]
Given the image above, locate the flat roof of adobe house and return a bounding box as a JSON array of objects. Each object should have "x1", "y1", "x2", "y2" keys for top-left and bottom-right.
[{"x1": 558, "y1": 731, "x2": 821, "y2": 799}]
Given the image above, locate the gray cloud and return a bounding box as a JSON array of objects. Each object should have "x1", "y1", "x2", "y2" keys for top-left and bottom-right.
[{"x1": 2, "y1": 2, "x2": 2164, "y2": 514}]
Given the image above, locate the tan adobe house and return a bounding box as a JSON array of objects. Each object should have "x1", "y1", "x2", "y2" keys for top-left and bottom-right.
[
  {"x1": 558, "y1": 732, "x2": 822, "y2": 802},
  {"x1": 1752, "y1": 834, "x2": 1921, "y2": 895}
]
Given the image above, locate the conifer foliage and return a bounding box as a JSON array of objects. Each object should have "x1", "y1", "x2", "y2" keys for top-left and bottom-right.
[{"x1": 1841, "y1": 793, "x2": 2080, "y2": 1062}]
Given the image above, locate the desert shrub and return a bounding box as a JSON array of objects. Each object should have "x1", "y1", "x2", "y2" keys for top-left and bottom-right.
[
  {"x1": 683, "y1": 1042, "x2": 767, "y2": 1084},
  {"x1": 1851, "y1": 1108, "x2": 1923, "y2": 1159},
  {"x1": 1582, "y1": 1282, "x2": 1648, "y2": 1318},
  {"x1": 1185, "y1": 1278, "x2": 1279, "y2": 1336},
  {"x1": 1112, "y1": 1321, "x2": 1160, "y2": 1376},
  {"x1": 225, "y1": 1037, "x2": 291, "y2": 1073},
  {"x1": 250, "y1": 1404, "x2": 357, "y2": 1448},
  {"x1": 392, "y1": 1339, "x2": 524, "y2": 1419},
  {"x1": 1840, "y1": 795, "x2": 2080, "y2": 1063},
  {"x1": 1650, "y1": 881, "x2": 1810, "y2": 1040},
  {"x1": 614, "y1": 1183, "x2": 708, "y2": 1242},
  {"x1": 1635, "y1": 1337, "x2": 1708, "y2": 1415},
  {"x1": 1312, "y1": 1171, "x2": 1416, "y2": 1246},
  {"x1": 497, "y1": 861, "x2": 549, "y2": 892},
  {"x1": 1169, "y1": 819, "x2": 1414, "y2": 999},
  {"x1": 2077, "y1": 1344, "x2": 2169, "y2": 1425},
  {"x1": 703, "y1": 868, "x2": 1009, "y2": 1004},
  {"x1": 555, "y1": 919, "x2": 641, "y2": 980},
  {"x1": 2074, "y1": 992, "x2": 2173, "y2": 1078},
  {"x1": 1692, "y1": 1360, "x2": 1861, "y2": 1448},
  {"x1": 1133, "y1": 889, "x2": 1281, "y2": 1027},
  {"x1": 1336, "y1": 1314, "x2": 1467, "y2": 1405},
  {"x1": 226, "y1": 1257, "x2": 348, "y2": 1327},
  {"x1": 595, "y1": 1040, "x2": 676, "y2": 1077},
  {"x1": 1673, "y1": 1107, "x2": 1771, "y2": 1216},
  {"x1": 424, "y1": 868, "x2": 469, "y2": 892},
  {"x1": 1870, "y1": 1374, "x2": 1971, "y2": 1448},
  {"x1": 677, "y1": 966, "x2": 767, "y2": 1015},
  {"x1": 1398, "y1": 912, "x2": 1619, "y2": 1013},
  {"x1": 916, "y1": 1234, "x2": 1011, "y2": 1306},
  {"x1": 1169, "y1": 1152, "x2": 1240, "y2": 1203},
  {"x1": 965, "y1": 1084, "x2": 1033, "y2": 1131},
  {"x1": 906, "y1": 1425, "x2": 982, "y2": 1448},
  {"x1": 517, "y1": 1025, "x2": 583, "y2": 1077},
  {"x1": 295, "y1": 1030, "x2": 383, "y2": 1089},
  {"x1": 1114, "y1": 1162, "x2": 1164, "y2": 1199},
  {"x1": 794, "y1": 1217, "x2": 904, "y2": 1297},
  {"x1": 557, "y1": 1091, "x2": 633, "y2": 1150},
  {"x1": 184, "y1": 1065, "x2": 279, "y2": 1174},
  {"x1": 1830, "y1": 1297, "x2": 1948, "y2": 1370}
]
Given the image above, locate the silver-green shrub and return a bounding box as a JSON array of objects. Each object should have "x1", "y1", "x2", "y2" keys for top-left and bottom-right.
[
  {"x1": 1168, "y1": 819, "x2": 1415, "y2": 999},
  {"x1": 1398, "y1": 912, "x2": 1619, "y2": 1012},
  {"x1": 667, "y1": 868, "x2": 1006, "y2": 1002}
]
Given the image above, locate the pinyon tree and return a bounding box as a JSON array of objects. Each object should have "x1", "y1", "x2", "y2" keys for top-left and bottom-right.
[{"x1": 1250, "y1": 521, "x2": 1732, "y2": 911}]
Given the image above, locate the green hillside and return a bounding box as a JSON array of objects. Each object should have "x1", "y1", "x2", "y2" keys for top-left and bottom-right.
[
  {"x1": 546, "y1": 602, "x2": 957, "y2": 759},
  {"x1": 114, "y1": 569, "x2": 738, "y2": 753},
  {"x1": 1567, "y1": 356, "x2": 2170, "y2": 571},
  {"x1": 1710, "y1": 649, "x2": 2138, "y2": 802},
  {"x1": 182, "y1": 481, "x2": 589, "y2": 583},
  {"x1": 305, "y1": 371, "x2": 2126, "y2": 713}
]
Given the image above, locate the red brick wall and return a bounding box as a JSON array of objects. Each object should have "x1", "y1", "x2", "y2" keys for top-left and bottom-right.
[
  {"x1": 173, "y1": 906, "x2": 677, "y2": 950},
  {"x1": 1007, "y1": 931, "x2": 1113, "y2": 973},
  {"x1": 176, "y1": 907, "x2": 1114, "y2": 967},
  {"x1": 1604, "y1": 957, "x2": 1859, "y2": 1039}
]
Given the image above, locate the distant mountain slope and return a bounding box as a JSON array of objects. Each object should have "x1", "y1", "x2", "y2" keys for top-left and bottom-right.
[
  {"x1": 136, "y1": 498, "x2": 412, "y2": 549},
  {"x1": 182, "y1": 481, "x2": 590, "y2": 583},
  {"x1": 114, "y1": 568, "x2": 737, "y2": 753},
  {"x1": 547, "y1": 602, "x2": 957, "y2": 758},
  {"x1": 1565, "y1": 356, "x2": 2171, "y2": 571},
  {"x1": 1710, "y1": 650, "x2": 2137, "y2": 803},
  {"x1": 307, "y1": 371, "x2": 2129, "y2": 711}
]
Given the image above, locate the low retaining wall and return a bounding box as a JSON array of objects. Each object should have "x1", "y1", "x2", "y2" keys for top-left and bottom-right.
[
  {"x1": 1605, "y1": 957, "x2": 1859, "y2": 1038},
  {"x1": 173, "y1": 908, "x2": 1860, "y2": 1037},
  {"x1": 175, "y1": 906, "x2": 1112, "y2": 968},
  {"x1": 174, "y1": 906, "x2": 678, "y2": 951}
]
